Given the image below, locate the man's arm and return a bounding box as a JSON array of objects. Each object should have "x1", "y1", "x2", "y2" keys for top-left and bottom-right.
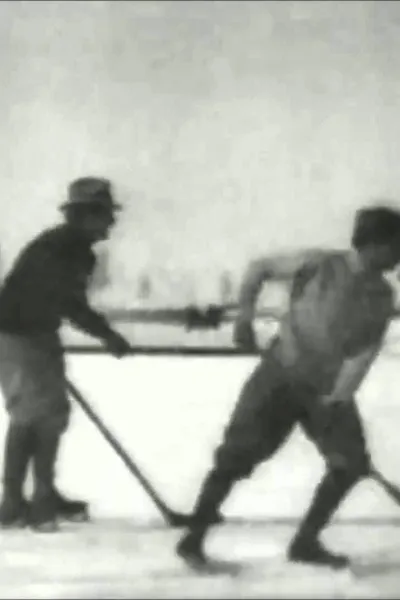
[
  {"x1": 65, "y1": 294, "x2": 116, "y2": 340},
  {"x1": 234, "y1": 249, "x2": 326, "y2": 349},
  {"x1": 64, "y1": 294, "x2": 131, "y2": 357},
  {"x1": 237, "y1": 249, "x2": 326, "y2": 320}
]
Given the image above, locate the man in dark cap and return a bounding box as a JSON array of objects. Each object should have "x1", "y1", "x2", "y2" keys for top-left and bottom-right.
[
  {"x1": 0, "y1": 176, "x2": 131, "y2": 532},
  {"x1": 177, "y1": 204, "x2": 400, "y2": 571}
]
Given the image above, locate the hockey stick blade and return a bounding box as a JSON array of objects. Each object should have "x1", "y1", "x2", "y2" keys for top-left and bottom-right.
[{"x1": 66, "y1": 379, "x2": 192, "y2": 527}]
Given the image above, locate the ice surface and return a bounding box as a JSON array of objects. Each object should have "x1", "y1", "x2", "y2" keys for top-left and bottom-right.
[
  {"x1": 1, "y1": 520, "x2": 400, "y2": 599},
  {"x1": 0, "y1": 350, "x2": 400, "y2": 597},
  {"x1": 1, "y1": 350, "x2": 400, "y2": 521}
]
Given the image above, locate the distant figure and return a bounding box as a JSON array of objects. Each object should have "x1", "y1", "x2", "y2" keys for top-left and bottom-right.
[
  {"x1": 0, "y1": 177, "x2": 131, "y2": 532},
  {"x1": 177, "y1": 204, "x2": 400, "y2": 570}
]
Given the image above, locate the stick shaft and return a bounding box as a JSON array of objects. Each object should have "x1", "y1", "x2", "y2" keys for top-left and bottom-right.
[
  {"x1": 370, "y1": 467, "x2": 400, "y2": 505},
  {"x1": 66, "y1": 379, "x2": 176, "y2": 521}
]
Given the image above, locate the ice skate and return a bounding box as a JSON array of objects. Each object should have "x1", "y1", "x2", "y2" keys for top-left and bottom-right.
[
  {"x1": 28, "y1": 493, "x2": 59, "y2": 533},
  {"x1": 176, "y1": 532, "x2": 242, "y2": 575},
  {"x1": 0, "y1": 495, "x2": 29, "y2": 529},
  {"x1": 53, "y1": 489, "x2": 90, "y2": 523},
  {"x1": 176, "y1": 533, "x2": 210, "y2": 571},
  {"x1": 288, "y1": 536, "x2": 350, "y2": 570}
]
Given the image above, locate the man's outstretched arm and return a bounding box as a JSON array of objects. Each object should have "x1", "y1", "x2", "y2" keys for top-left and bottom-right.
[{"x1": 237, "y1": 250, "x2": 325, "y2": 321}]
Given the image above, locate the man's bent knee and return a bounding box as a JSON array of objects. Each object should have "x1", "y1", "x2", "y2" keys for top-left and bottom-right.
[
  {"x1": 327, "y1": 450, "x2": 371, "y2": 483},
  {"x1": 38, "y1": 411, "x2": 70, "y2": 436},
  {"x1": 213, "y1": 446, "x2": 258, "y2": 481}
]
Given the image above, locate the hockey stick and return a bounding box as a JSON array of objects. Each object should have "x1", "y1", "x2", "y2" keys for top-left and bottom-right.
[
  {"x1": 65, "y1": 378, "x2": 192, "y2": 528},
  {"x1": 370, "y1": 466, "x2": 400, "y2": 506}
]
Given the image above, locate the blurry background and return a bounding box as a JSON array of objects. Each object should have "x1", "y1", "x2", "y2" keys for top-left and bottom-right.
[
  {"x1": 1, "y1": 0, "x2": 400, "y2": 529},
  {"x1": 1, "y1": 0, "x2": 400, "y2": 339}
]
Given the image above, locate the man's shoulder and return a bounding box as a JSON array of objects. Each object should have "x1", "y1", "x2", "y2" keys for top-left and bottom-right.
[
  {"x1": 28, "y1": 225, "x2": 90, "y2": 259},
  {"x1": 279, "y1": 248, "x2": 342, "y2": 266},
  {"x1": 290, "y1": 250, "x2": 348, "y2": 295},
  {"x1": 286, "y1": 249, "x2": 344, "y2": 278},
  {"x1": 242, "y1": 248, "x2": 342, "y2": 285},
  {"x1": 299, "y1": 249, "x2": 344, "y2": 266},
  {"x1": 8, "y1": 226, "x2": 65, "y2": 265},
  {"x1": 305, "y1": 251, "x2": 355, "y2": 288},
  {"x1": 32, "y1": 225, "x2": 71, "y2": 248},
  {"x1": 296, "y1": 249, "x2": 350, "y2": 275}
]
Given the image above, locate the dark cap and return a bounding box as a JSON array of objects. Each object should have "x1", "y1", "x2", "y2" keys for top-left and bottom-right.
[{"x1": 351, "y1": 204, "x2": 400, "y2": 249}]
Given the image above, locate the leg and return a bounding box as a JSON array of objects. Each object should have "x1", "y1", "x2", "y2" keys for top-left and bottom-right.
[
  {"x1": 29, "y1": 416, "x2": 89, "y2": 530},
  {"x1": 0, "y1": 332, "x2": 86, "y2": 531},
  {"x1": 51, "y1": 489, "x2": 89, "y2": 523},
  {"x1": 292, "y1": 398, "x2": 371, "y2": 568},
  {"x1": 0, "y1": 333, "x2": 45, "y2": 528},
  {"x1": 21, "y1": 335, "x2": 73, "y2": 531},
  {"x1": 0, "y1": 421, "x2": 34, "y2": 527},
  {"x1": 177, "y1": 357, "x2": 297, "y2": 569},
  {"x1": 29, "y1": 415, "x2": 67, "y2": 532}
]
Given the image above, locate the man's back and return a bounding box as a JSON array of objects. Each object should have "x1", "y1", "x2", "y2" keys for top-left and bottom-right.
[{"x1": 0, "y1": 225, "x2": 95, "y2": 335}]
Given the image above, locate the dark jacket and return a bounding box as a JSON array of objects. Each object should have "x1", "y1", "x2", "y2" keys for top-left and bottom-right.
[{"x1": 0, "y1": 224, "x2": 114, "y2": 340}]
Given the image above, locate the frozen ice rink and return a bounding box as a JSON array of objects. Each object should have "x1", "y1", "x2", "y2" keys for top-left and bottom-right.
[
  {"x1": 2, "y1": 520, "x2": 400, "y2": 599},
  {"x1": 1, "y1": 343, "x2": 400, "y2": 598}
]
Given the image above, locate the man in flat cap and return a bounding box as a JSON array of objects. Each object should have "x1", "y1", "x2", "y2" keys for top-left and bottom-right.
[
  {"x1": 0, "y1": 177, "x2": 131, "y2": 532},
  {"x1": 177, "y1": 204, "x2": 400, "y2": 571}
]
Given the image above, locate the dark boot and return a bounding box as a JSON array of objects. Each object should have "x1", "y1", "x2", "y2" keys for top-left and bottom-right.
[
  {"x1": 289, "y1": 537, "x2": 349, "y2": 569},
  {"x1": 0, "y1": 423, "x2": 34, "y2": 528},
  {"x1": 29, "y1": 424, "x2": 62, "y2": 533},
  {"x1": 29, "y1": 493, "x2": 58, "y2": 533},
  {"x1": 52, "y1": 489, "x2": 89, "y2": 522},
  {"x1": 176, "y1": 470, "x2": 235, "y2": 570},
  {"x1": 288, "y1": 469, "x2": 358, "y2": 569},
  {"x1": 177, "y1": 529, "x2": 210, "y2": 571},
  {"x1": 0, "y1": 495, "x2": 29, "y2": 529}
]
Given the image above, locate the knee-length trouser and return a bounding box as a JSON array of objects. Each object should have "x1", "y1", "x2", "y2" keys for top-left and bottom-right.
[
  {"x1": 213, "y1": 352, "x2": 371, "y2": 481},
  {"x1": 0, "y1": 332, "x2": 70, "y2": 430},
  {"x1": 0, "y1": 332, "x2": 70, "y2": 498}
]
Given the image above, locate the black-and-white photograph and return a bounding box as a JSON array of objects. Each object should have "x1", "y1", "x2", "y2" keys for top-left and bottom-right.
[{"x1": 1, "y1": 0, "x2": 400, "y2": 597}]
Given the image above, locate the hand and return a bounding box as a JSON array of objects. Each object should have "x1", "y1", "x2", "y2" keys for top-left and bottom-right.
[
  {"x1": 104, "y1": 331, "x2": 131, "y2": 358},
  {"x1": 233, "y1": 318, "x2": 257, "y2": 351}
]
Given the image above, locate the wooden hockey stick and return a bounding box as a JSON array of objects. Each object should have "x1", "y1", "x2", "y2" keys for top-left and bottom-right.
[
  {"x1": 370, "y1": 466, "x2": 400, "y2": 506},
  {"x1": 65, "y1": 379, "x2": 192, "y2": 528}
]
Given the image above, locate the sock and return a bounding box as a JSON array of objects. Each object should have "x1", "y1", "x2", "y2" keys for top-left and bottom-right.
[
  {"x1": 32, "y1": 424, "x2": 62, "y2": 499},
  {"x1": 2, "y1": 422, "x2": 34, "y2": 502},
  {"x1": 293, "y1": 469, "x2": 359, "y2": 543}
]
